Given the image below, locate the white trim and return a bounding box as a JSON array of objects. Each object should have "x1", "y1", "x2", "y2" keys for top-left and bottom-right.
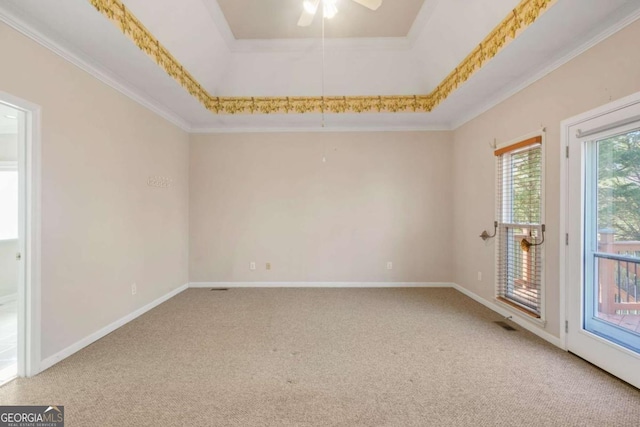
[
  {"x1": 452, "y1": 283, "x2": 563, "y2": 349},
  {"x1": 0, "y1": 6, "x2": 191, "y2": 132},
  {"x1": 558, "y1": 92, "x2": 640, "y2": 351},
  {"x1": 451, "y1": 8, "x2": 640, "y2": 130},
  {"x1": 0, "y1": 92, "x2": 42, "y2": 378},
  {"x1": 189, "y1": 282, "x2": 453, "y2": 288},
  {"x1": 189, "y1": 125, "x2": 452, "y2": 134},
  {"x1": 559, "y1": 115, "x2": 570, "y2": 349},
  {"x1": 560, "y1": 92, "x2": 640, "y2": 132},
  {"x1": 39, "y1": 284, "x2": 188, "y2": 373},
  {"x1": 561, "y1": 90, "x2": 640, "y2": 388},
  {"x1": 0, "y1": 0, "x2": 636, "y2": 134},
  {"x1": 1, "y1": 0, "x2": 636, "y2": 134},
  {"x1": 24, "y1": 99, "x2": 41, "y2": 378},
  {"x1": 189, "y1": 7, "x2": 640, "y2": 134},
  {"x1": 579, "y1": 327, "x2": 640, "y2": 362},
  {"x1": 0, "y1": 293, "x2": 17, "y2": 305}
]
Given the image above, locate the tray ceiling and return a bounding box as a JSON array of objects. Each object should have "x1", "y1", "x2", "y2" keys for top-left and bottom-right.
[
  {"x1": 0, "y1": 0, "x2": 639, "y2": 131},
  {"x1": 216, "y1": 0, "x2": 427, "y2": 39}
]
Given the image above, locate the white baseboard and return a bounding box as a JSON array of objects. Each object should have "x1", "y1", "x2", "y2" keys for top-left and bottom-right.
[
  {"x1": 0, "y1": 293, "x2": 17, "y2": 305},
  {"x1": 451, "y1": 283, "x2": 564, "y2": 349},
  {"x1": 189, "y1": 282, "x2": 455, "y2": 288},
  {"x1": 39, "y1": 284, "x2": 188, "y2": 373}
]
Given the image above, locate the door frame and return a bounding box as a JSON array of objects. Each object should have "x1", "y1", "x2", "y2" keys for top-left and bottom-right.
[
  {"x1": 560, "y1": 90, "x2": 640, "y2": 388},
  {"x1": 0, "y1": 91, "x2": 41, "y2": 377}
]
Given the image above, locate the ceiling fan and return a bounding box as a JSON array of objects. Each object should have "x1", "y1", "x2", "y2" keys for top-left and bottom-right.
[{"x1": 298, "y1": 0, "x2": 383, "y2": 26}]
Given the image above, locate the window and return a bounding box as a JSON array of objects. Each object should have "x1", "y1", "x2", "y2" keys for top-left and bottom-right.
[
  {"x1": 584, "y1": 128, "x2": 640, "y2": 352},
  {"x1": 0, "y1": 162, "x2": 18, "y2": 241},
  {"x1": 495, "y1": 136, "x2": 544, "y2": 318},
  {"x1": 564, "y1": 92, "x2": 640, "y2": 386}
]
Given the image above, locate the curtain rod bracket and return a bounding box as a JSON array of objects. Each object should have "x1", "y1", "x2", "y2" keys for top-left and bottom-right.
[
  {"x1": 480, "y1": 221, "x2": 498, "y2": 241},
  {"x1": 521, "y1": 224, "x2": 546, "y2": 252}
]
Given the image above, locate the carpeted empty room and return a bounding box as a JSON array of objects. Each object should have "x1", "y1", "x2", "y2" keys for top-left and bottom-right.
[
  {"x1": 3, "y1": 0, "x2": 640, "y2": 425},
  {"x1": 1, "y1": 288, "x2": 639, "y2": 425}
]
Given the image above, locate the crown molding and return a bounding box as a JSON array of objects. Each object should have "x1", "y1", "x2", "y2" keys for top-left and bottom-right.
[
  {"x1": 90, "y1": 0, "x2": 557, "y2": 115},
  {"x1": 450, "y1": 4, "x2": 640, "y2": 131},
  {"x1": 200, "y1": 0, "x2": 434, "y2": 53},
  {"x1": 189, "y1": 124, "x2": 452, "y2": 134},
  {"x1": 0, "y1": 3, "x2": 191, "y2": 132}
]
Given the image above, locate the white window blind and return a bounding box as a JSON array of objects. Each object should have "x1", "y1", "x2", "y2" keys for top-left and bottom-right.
[{"x1": 495, "y1": 136, "x2": 544, "y2": 318}]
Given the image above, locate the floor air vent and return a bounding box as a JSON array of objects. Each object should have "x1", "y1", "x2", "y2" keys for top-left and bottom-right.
[
  {"x1": 210, "y1": 288, "x2": 229, "y2": 291},
  {"x1": 494, "y1": 321, "x2": 516, "y2": 331}
]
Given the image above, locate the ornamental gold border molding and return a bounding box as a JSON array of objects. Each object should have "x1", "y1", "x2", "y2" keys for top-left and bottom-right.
[{"x1": 89, "y1": 0, "x2": 556, "y2": 115}]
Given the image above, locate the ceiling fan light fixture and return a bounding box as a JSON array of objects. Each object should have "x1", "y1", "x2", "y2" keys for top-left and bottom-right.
[
  {"x1": 323, "y1": 2, "x2": 338, "y2": 19},
  {"x1": 303, "y1": 0, "x2": 318, "y2": 14}
]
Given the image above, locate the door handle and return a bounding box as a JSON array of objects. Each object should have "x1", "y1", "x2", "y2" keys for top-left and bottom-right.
[{"x1": 16, "y1": 252, "x2": 21, "y2": 261}]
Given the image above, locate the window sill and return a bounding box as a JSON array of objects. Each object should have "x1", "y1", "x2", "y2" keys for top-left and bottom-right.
[{"x1": 495, "y1": 296, "x2": 547, "y2": 327}]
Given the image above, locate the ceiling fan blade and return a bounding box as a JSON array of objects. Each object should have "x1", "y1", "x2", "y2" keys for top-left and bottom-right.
[
  {"x1": 298, "y1": 0, "x2": 320, "y2": 27},
  {"x1": 351, "y1": 0, "x2": 382, "y2": 11}
]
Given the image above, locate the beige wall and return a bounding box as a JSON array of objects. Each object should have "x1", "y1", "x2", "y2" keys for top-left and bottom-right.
[
  {"x1": 0, "y1": 23, "x2": 190, "y2": 360},
  {"x1": 452, "y1": 19, "x2": 640, "y2": 338},
  {"x1": 190, "y1": 131, "x2": 453, "y2": 283},
  {"x1": 1, "y1": 5, "x2": 638, "y2": 365}
]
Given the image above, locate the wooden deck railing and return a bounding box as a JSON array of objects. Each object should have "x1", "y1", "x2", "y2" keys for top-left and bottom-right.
[{"x1": 598, "y1": 230, "x2": 640, "y2": 315}]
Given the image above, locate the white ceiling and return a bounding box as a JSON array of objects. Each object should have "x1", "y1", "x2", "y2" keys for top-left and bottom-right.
[
  {"x1": 0, "y1": 0, "x2": 639, "y2": 132},
  {"x1": 216, "y1": 0, "x2": 426, "y2": 39}
]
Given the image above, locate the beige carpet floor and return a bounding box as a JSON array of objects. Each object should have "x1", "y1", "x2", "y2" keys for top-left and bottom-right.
[{"x1": 0, "y1": 288, "x2": 638, "y2": 426}]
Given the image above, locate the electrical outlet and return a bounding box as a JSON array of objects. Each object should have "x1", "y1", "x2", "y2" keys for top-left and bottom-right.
[
  {"x1": 387, "y1": 262, "x2": 393, "y2": 270},
  {"x1": 266, "y1": 262, "x2": 271, "y2": 270},
  {"x1": 250, "y1": 262, "x2": 256, "y2": 271},
  {"x1": 477, "y1": 272, "x2": 482, "y2": 281},
  {"x1": 131, "y1": 282, "x2": 137, "y2": 295}
]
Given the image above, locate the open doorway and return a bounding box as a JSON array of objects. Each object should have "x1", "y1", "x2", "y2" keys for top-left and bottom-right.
[
  {"x1": 0, "y1": 103, "x2": 22, "y2": 383},
  {"x1": 0, "y1": 92, "x2": 41, "y2": 382}
]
